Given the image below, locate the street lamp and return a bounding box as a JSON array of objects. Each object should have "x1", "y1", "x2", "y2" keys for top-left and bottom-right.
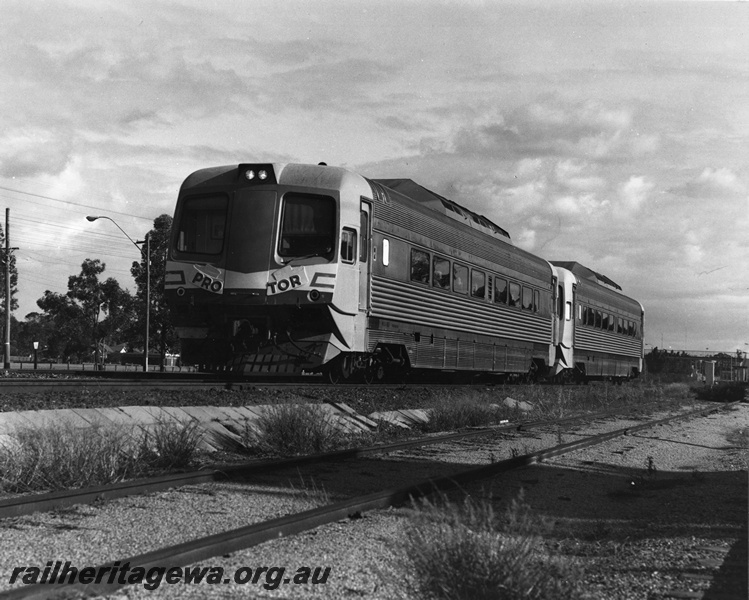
[
  {"x1": 33, "y1": 341, "x2": 38, "y2": 370},
  {"x1": 86, "y1": 216, "x2": 150, "y2": 373}
]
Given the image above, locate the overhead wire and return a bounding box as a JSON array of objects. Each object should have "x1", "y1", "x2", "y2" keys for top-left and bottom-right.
[
  {"x1": 0, "y1": 185, "x2": 156, "y2": 222},
  {"x1": 0, "y1": 181, "x2": 170, "y2": 320}
]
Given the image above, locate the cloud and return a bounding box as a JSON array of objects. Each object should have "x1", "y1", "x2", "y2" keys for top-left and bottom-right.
[
  {"x1": 552, "y1": 193, "x2": 607, "y2": 216},
  {"x1": 672, "y1": 167, "x2": 747, "y2": 199},
  {"x1": 554, "y1": 159, "x2": 606, "y2": 192},
  {"x1": 0, "y1": 127, "x2": 73, "y2": 178},
  {"x1": 257, "y1": 58, "x2": 400, "y2": 112},
  {"x1": 616, "y1": 175, "x2": 654, "y2": 214},
  {"x1": 449, "y1": 97, "x2": 657, "y2": 165}
]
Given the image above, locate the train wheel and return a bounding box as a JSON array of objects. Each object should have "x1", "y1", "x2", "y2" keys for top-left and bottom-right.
[
  {"x1": 325, "y1": 365, "x2": 341, "y2": 384},
  {"x1": 325, "y1": 355, "x2": 353, "y2": 384},
  {"x1": 364, "y1": 359, "x2": 386, "y2": 385}
]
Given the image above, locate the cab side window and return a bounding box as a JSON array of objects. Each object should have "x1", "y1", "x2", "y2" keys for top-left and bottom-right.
[{"x1": 340, "y1": 228, "x2": 356, "y2": 264}]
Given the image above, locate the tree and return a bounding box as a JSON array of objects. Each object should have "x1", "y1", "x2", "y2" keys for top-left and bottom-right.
[
  {"x1": 15, "y1": 312, "x2": 49, "y2": 358},
  {"x1": 130, "y1": 214, "x2": 177, "y2": 369},
  {"x1": 36, "y1": 259, "x2": 134, "y2": 362}
]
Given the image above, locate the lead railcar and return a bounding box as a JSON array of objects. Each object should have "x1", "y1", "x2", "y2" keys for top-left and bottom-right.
[{"x1": 163, "y1": 162, "x2": 557, "y2": 381}]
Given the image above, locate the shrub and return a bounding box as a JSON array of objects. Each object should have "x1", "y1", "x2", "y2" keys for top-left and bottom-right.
[
  {"x1": 421, "y1": 391, "x2": 509, "y2": 432},
  {"x1": 694, "y1": 382, "x2": 747, "y2": 403},
  {"x1": 0, "y1": 420, "x2": 139, "y2": 492},
  {"x1": 394, "y1": 493, "x2": 584, "y2": 600},
  {"x1": 242, "y1": 402, "x2": 355, "y2": 456},
  {"x1": 0, "y1": 418, "x2": 203, "y2": 493},
  {"x1": 138, "y1": 417, "x2": 204, "y2": 471}
]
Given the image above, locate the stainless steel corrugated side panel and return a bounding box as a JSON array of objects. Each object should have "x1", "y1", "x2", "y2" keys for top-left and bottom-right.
[
  {"x1": 575, "y1": 326, "x2": 642, "y2": 358},
  {"x1": 371, "y1": 276, "x2": 550, "y2": 344}
]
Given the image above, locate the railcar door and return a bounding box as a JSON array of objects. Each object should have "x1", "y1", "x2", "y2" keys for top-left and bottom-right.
[
  {"x1": 358, "y1": 200, "x2": 372, "y2": 312},
  {"x1": 551, "y1": 275, "x2": 559, "y2": 346}
]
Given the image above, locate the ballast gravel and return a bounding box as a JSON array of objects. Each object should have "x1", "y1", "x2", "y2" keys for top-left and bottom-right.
[{"x1": 0, "y1": 400, "x2": 746, "y2": 600}]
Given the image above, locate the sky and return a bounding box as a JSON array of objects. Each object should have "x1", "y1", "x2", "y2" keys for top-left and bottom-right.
[{"x1": 0, "y1": 0, "x2": 747, "y2": 354}]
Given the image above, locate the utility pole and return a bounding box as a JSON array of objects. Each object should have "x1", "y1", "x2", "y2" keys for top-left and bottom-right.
[
  {"x1": 3, "y1": 209, "x2": 9, "y2": 370},
  {"x1": 2, "y1": 210, "x2": 19, "y2": 370},
  {"x1": 144, "y1": 233, "x2": 150, "y2": 373}
]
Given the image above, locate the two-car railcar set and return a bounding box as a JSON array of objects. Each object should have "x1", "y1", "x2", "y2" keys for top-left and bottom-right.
[{"x1": 164, "y1": 163, "x2": 643, "y2": 383}]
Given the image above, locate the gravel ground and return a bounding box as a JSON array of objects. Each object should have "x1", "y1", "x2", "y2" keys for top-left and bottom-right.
[{"x1": 0, "y1": 397, "x2": 745, "y2": 600}]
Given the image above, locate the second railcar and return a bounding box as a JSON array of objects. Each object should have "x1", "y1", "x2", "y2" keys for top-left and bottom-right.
[{"x1": 552, "y1": 261, "x2": 644, "y2": 382}]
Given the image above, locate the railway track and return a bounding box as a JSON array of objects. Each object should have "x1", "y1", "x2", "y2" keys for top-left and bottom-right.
[
  {"x1": 0, "y1": 374, "x2": 320, "y2": 393},
  {"x1": 0, "y1": 404, "x2": 637, "y2": 519},
  {"x1": 1, "y1": 401, "x2": 740, "y2": 599},
  {"x1": 0, "y1": 369, "x2": 641, "y2": 393}
]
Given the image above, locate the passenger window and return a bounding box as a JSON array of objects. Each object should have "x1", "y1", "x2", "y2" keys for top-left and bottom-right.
[
  {"x1": 595, "y1": 310, "x2": 602, "y2": 329},
  {"x1": 410, "y1": 249, "x2": 430, "y2": 284},
  {"x1": 340, "y1": 228, "x2": 356, "y2": 264},
  {"x1": 453, "y1": 264, "x2": 468, "y2": 294},
  {"x1": 494, "y1": 278, "x2": 508, "y2": 304},
  {"x1": 534, "y1": 290, "x2": 540, "y2": 313},
  {"x1": 602, "y1": 313, "x2": 609, "y2": 331},
  {"x1": 433, "y1": 257, "x2": 450, "y2": 289},
  {"x1": 522, "y1": 287, "x2": 533, "y2": 310},
  {"x1": 509, "y1": 282, "x2": 521, "y2": 307},
  {"x1": 471, "y1": 270, "x2": 486, "y2": 298}
]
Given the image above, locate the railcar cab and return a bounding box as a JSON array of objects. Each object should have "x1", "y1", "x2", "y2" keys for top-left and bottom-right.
[{"x1": 164, "y1": 163, "x2": 373, "y2": 372}]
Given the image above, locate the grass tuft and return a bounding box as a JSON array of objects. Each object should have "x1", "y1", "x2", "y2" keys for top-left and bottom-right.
[
  {"x1": 138, "y1": 418, "x2": 204, "y2": 471},
  {"x1": 0, "y1": 418, "x2": 203, "y2": 493},
  {"x1": 242, "y1": 402, "x2": 356, "y2": 456},
  {"x1": 393, "y1": 492, "x2": 584, "y2": 600},
  {"x1": 421, "y1": 391, "x2": 510, "y2": 432}
]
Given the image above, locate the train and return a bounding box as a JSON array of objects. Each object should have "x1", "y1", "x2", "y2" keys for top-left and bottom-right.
[{"x1": 163, "y1": 162, "x2": 644, "y2": 383}]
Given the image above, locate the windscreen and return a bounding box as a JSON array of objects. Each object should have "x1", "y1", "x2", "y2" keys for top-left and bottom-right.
[
  {"x1": 176, "y1": 195, "x2": 228, "y2": 255},
  {"x1": 278, "y1": 193, "x2": 335, "y2": 258}
]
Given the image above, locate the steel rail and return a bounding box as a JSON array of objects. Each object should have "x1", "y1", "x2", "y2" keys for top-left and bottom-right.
[
  {"x1": 0, "y1": 378, "x2": 277, "y2": 393},
  {"x1": 0, "y1": 401, "x2": 738, "y2": 600},
  {"x1": 0, "y1": 376, "x2": 474, "y2": 393},
  {"x1": 0, "y1": 401, "x2": 698, "y2": 519}
]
